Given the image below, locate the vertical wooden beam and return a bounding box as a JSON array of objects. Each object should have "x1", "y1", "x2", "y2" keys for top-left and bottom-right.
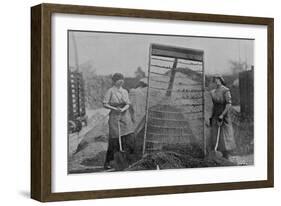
[
  {"x1": 142, "y1": 45, "x2": 152, "y2": 156},
  {"x1": 202, "y1": 53, "x2": 206, "y2": 155},
  {"x1": 165, "y1": 58, "x2": 178, "y2": 97}
]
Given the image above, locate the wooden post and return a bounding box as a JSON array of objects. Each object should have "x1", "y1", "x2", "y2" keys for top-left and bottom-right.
[
  {"x1": 165, "y1": 58, "x2": 178, "y2": 97},
  {"x1": 142, "y1": 45, "x2": 152, "y2": 156},
  {"x1": 202, "y1": 53, "x2": 206, "y2": 156}
]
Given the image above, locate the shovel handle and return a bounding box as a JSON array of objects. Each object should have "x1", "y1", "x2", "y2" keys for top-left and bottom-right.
[
  {"x1": 214, "y1": 125, "x2": 221, "y2": 151},
  {"x1": 117, "y1": 120, "x2": 123, "y2": 152},
  {"x1": 214, "y1": 118, "x2": 224, "y2": 151}
]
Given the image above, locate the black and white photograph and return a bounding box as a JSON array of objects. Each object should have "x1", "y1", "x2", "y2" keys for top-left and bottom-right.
[{"x1": 67, "y1": 30, "x2": 254, "y2": 174}]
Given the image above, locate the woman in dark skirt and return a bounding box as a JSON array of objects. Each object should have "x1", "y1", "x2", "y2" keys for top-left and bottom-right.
[
  {"x1": 209, "y1": 75, "x2": 236, "y2": 159},
  {"x1": 103, "y1": 73, "x2": 135, "y2": 169}
]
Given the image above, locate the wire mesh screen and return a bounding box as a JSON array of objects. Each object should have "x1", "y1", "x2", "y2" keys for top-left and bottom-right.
[{"x1": 143, "y1": 44, "x2": 205, "y2": 154}]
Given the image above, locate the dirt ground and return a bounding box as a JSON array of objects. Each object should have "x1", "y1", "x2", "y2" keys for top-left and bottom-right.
[
  {"x1": 68, "y1": 82, "x2": 254, "y2": 173},
  {"x1": 68, "y1": 104, "x2": 254, "y2": 173}
]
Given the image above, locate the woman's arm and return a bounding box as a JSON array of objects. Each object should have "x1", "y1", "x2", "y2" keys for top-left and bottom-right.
[
  {"x1": 219, "y1": 89, "x2": 232, "y2": 119},
  {"x1": 220, "y1": 103, "x2": 231, "y2": 118},
  {"x1": 206, "y1": 91, "x2": 214, "y2": 127},
  {"x1": 120, "y1": 104, "x2": 130, "y2": 112},
  {"x1": 103, "y1": 103, "x2": 120, "y2": 111},
  {"x1": 103, "y1": 88, "x2": 121, "y2": 112},
  {"x1": 120, "y1": 89, "x2": 130, "y2": 112}
]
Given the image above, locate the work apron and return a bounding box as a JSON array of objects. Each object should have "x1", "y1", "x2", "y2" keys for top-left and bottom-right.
[{"x1": 108, "y1": 103, "x2": 134, "y2": 139}]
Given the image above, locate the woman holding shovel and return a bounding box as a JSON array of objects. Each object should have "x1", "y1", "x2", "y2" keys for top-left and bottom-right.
[
  {"x1": 103, "y1": 73, "x2": 135, "y2": 170},
  {"x1": 208, "y1": 75, "x2": 236, "y2": 160}
]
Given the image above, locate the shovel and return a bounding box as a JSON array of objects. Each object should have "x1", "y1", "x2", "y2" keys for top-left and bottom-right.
[
  {"x1": 112, "y1": 119, "x2": 129, "y2": 171},
  {"x1": 208, "y1": 119, "x2": 223, "y2": 159}
]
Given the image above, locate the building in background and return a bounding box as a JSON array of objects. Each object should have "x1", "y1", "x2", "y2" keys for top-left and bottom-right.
[
  {"x1": 239, "y1": 66, "x2": 254, "y2": 118},
  {"x1": 68, "y1": 70, "x2": 87, "y2": 133}
]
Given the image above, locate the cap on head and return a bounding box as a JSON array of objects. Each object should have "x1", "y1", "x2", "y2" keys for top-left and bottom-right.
[{"x1": 213, "y1": 75, "x2": 225, "y2": 86}]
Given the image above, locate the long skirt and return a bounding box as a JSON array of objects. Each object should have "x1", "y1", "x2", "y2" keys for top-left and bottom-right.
[{"x1": 209, "y1": 116, "x2": 236, "y2": 153}]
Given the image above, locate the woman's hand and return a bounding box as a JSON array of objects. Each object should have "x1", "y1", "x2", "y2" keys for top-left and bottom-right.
[
  {"x1": 116, "y1": 107, "x2": 122, "y2": 112},
  {"x1": 110, "y1": 107, "x2": 121, "y2": 113},
  {"x1": 205, "y1": 118, "x2": 212, "y2": 127},
  {"x1": 120, "y1": 105, "x2": 130, "y2": 113},
  {"x1": 118, "y1": 108, "x2": 124, "y2": 113},
  {"x1": 120, "y1": 107, "x2": 127, "y2": 113},
  {"x1": 205, "y1": 120, "x2": 210, "y2": 127},
  {"x1": 218, "y1": 114, "x2": 224, "y2": 126}
]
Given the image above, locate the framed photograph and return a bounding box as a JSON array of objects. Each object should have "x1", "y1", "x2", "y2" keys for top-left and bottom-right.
[{"x1": 31, "y1": 3, "x2": 274, "y2": 202}]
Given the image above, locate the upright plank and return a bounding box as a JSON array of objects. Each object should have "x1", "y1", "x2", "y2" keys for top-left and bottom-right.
[
  {"x1": 165, "y1": 58, "x2": 178, "y2": 97},
  {"x1": 31, "y1": 4, "x2": 43, "y2": 201},
  {"x1": 142, "y1": 45, "x2": 152, "y2": 155}
]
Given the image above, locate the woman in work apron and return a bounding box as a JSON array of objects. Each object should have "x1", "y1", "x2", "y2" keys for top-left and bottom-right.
[
  {"x1": 103, "y1": 73, "x2": 135, "y2": 169},
  {"x1": 209, "y1": 75, "x2": 236, "y2": 159}
]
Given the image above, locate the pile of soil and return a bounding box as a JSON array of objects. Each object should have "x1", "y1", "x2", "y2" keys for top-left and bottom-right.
[
  {"x1": 126, "y1": 143, "x2": 236, "y2": 171},
  {"x1": 162, "y1": 143, "x2": 205, "y2": 158}
]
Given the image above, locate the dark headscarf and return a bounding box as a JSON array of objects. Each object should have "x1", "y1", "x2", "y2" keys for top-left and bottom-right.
[{"x1": 112, "y1": 73, "x2": 124, "y2": 83}]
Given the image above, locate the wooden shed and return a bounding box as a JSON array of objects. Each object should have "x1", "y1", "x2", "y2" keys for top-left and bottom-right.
[{"x1": 239, "y1": 66, "x2": 254, "y2": 118}]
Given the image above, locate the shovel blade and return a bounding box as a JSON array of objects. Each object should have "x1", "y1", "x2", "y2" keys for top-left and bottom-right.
[
  {"x1": 208, "y1": 150, "x2": 223, "y2": 159},
  {"x1": 112, "y1": 151, "x2": 129, "y2": 171}
]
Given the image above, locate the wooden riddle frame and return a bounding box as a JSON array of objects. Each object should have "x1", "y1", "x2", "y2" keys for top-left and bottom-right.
[
  {"x1": 31, "y1": 3, "x2": 274, "y2": 202},
  {"x1": 143, "y1": 44, "x2": 205, "y2": 155}
]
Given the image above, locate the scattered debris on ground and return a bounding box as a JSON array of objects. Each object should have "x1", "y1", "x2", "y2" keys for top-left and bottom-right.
[
  {"x1": 80, "y1": 151, "x2": 107, "y2": 167},
  {"x1": 126, "y1": 144, "x2": 236, "y2": 171}
]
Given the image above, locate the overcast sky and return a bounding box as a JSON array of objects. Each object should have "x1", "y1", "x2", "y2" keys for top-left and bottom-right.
[{"x1": 68, "y1": 31, "x2": 254, "y2": 77}]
